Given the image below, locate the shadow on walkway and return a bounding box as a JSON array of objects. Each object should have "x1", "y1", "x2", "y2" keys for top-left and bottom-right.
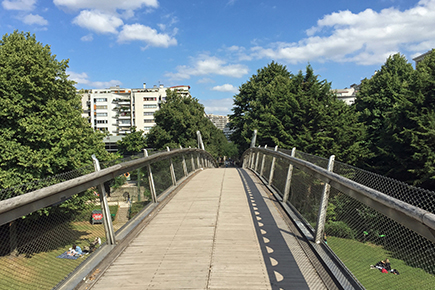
[{"x1": 238, "y1": 169, "x2": 310, "y2": 290}]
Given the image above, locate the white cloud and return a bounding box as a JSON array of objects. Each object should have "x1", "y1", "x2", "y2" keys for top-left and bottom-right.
[
  {"x1": 22, "y1": 13, "x2": 48, "y2": 25},
  {"x1": 250, "y1": 0, "x2": 435, "y2": 65},
  {"x1": 53, "y1": 0, "x2": 158, "y2": 12},
  {"x1": 166, "y1": 55, "x2": 249, "y2": 80},
  {"x1": 117, "y1": 24, "x2": 177, "y2": 47},
  {"x1": 202, "y1": 98, "x2": 234, "y2": 115},
  {"x1": 68, "y1": 71, "x2": 121, "y2": 88},
  {"x1": 2, "y1": 0, "x2": 35, "y2": 10},
  {"x1": 80, "y1": 34, "x2": 93, "y2": 41},
  {"x1": 72, "y1": 10, "x2": 123, "y2": 34},
  {"x1": 212, "y1": 84, "x2": 239, "y2": 94}
]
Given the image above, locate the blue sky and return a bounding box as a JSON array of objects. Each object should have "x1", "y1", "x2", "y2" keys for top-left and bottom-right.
[{"x1": 1, "y1": 0, "x2": 435, "y2": 115}]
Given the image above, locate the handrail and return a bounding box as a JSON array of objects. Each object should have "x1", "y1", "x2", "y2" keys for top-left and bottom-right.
[
  {"x1": 243, "y1": 147, "x2": 435, "y2": 243},
  {"x1": 0, "y1": 148, "x2": 217, "y2": 226}
]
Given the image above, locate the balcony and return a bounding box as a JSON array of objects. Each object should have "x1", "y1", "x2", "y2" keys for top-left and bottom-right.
[{"x1": 117, "y1": 112, "x2": 131, "y2": 119}]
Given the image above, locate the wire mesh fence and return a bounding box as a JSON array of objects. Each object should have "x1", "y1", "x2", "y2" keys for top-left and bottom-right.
[
  {"x1": 247, "y1": 147, "x2": 435, "y2": 290},
  {"x1": 0, "y1": 149, "x2": 212, "y2": 290}
]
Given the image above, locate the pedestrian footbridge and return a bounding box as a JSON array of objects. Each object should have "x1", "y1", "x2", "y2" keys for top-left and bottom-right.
[
  {"x1": 89, "y1": 168, "x2": 325, "y2": 289},
  {"x1": 1, "y1": 147, "x2": 435, "y2": 289}
]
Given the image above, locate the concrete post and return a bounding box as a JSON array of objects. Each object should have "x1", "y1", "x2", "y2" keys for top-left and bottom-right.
[
  {"x1": 92, "y1": 155, "x2": 116, "y2": 245},
  {"x1": 283, "y1": 148, "x2": 296, "y2": 204},
  {"x1": 268, "y1": 146, "x2": 278, "y2": 185},
  {"x1": 144, "y1": 149, "x2": 157, "y2": 203},
  {"x1": 315, "y1": 155, "x2": 335, "y2": 244},
  {"x1": 254, "y1": 145, "x2": 261, "y2": 173},
  {"x1": 260, "y1": 145, "x2": 267, "y2": 177},
  {"x1": 167, "y1": 147, "x2": 177, "y2": 186},
  {"x1": 180, "y1": 146, "x2": 188, "y2": 177}
]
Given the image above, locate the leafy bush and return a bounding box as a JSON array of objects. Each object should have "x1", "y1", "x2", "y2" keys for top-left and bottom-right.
[{"x1": 325, "y1": 221, "x2": 355, "y2": 239}]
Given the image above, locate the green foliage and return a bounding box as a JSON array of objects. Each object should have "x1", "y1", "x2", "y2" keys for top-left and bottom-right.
[
  {"x1": 355, "y1": 51, "x2": 435, "y2": 189},
  {"x1": 325, "y1": 221, "x2": 355, "y2": 239},
  {"x1": 146, "y1": 90, "x2": 234, "y2": 159},
  {"x1": 355, "y1": 53, "x2": 415, "y2": 179},
  {"x1": 111, "y1": 175, "x2": 127, "y2": 189},
  {"x1": 230, "y1": 62, "x2": 368, "y2": 164},
  {"x1": 0, "y1": 31, "x2": 112, "y2": 189},
  {"x1": 117, "y1": 127, "x2": 147, "y2": 156}
]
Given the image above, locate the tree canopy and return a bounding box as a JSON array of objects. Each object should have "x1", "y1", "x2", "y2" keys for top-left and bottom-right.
[
  {"x1": 230, "y1": 62, "x2": 368, "y2": 164},
  {"x1": 117, "y1": 127, "x2": 147, "y2": 156},
  {"x1": 0, "y1": 31, "x2": 111, "y2": 189},
  {"x1": 146, "y1": 90, "x2": 236, "y2": 159}
]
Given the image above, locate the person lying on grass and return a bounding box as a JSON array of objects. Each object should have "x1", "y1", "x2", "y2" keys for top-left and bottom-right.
[
  {"x1": 371, "y1": 258, "x2": 400, "y2": 275},
  {"x1": 67, "y1": 245, "x2": 83, "y2": 257}
]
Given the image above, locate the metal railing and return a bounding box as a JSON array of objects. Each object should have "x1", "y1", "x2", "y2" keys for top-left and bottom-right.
[
  {"x1": 0, "y1": 148, "x2": 216, "y2": 290},
  {"x1": 243, "y1": 146, "x2": 435, "y2": 289}
]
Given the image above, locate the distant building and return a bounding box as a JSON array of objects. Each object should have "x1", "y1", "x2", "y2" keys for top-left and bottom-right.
[
  {"x1": 332, "y1": 85, "x2": 358, "y2": 105},
  {"x1": 206, "y1": 114, "x2": 229, "y2": 131},
  {"x1": 81, "y1": 83, "x2": 190, "y2": 137},
  {"x1": 413, "y1": 49, "x2": 433, "y2": 66}
]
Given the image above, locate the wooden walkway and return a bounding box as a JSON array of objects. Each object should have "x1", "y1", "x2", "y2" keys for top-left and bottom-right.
[{"x1": 90, "y1": 168, "x2": 327, "y2": 290}]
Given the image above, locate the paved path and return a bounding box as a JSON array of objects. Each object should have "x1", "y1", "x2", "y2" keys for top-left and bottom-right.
[{"x1": 90, "y1": 168, "x2": 326, "y2": 290}]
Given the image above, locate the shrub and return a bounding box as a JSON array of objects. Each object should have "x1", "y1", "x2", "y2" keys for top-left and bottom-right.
[{"x1": 325, "y1": 221, "x2": 355, "y2": 239}]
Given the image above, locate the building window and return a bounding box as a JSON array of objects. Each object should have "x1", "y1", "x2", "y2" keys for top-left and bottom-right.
[
  {"x1": 144, "y1": 112, "x2": 154, "y2": 116},
  {"x1": 143, "y1": 104, "x2": 157, "y2": 109},
  {"x1": 96, "y1": 105, "x2": 107, "y2": 109},
  {"x1": 96, "y1": 113, "x2": 107, "y2": 117},
  {"x1": 119, "y1": 119, "x2": 130, "y2": 124},
  {"x1": 144, "y1": 126, "x2": 153, "y2": 130},
  {"x1": 144, "y1": 119, "x2": 154, "y2": 123},
  {"x1": 94, "y1": 98, "x2": 107, "y2": 102},
  {"x1": 143, "y1": 97, "x2": 157, "y2": 101},
  {"x1": 96, "y1": 127, "x2": 108, "y2": 131},
  {"x1": 96, "y1": 120, "x2": 108, "y2": 124}
]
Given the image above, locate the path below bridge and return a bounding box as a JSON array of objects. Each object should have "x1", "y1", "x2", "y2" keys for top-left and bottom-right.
[{"x1": 89, "y1": 168, "x2": 328, "y2": 290}]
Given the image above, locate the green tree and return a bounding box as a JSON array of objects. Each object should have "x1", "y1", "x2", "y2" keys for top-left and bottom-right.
[
  {"x1": 407, "y1": 49, "x2": 435, "y2": 188},
  {"x1": 117, "y1": 127, "x2": 147, "y2": 156},
  {"x1": 230, "y1": 61, "x2": 292, "y2": 153},
  {"x1": 230, "y1": 62, "x2": 367, "y2": 164},
  {"x1": 381, "y1": 50, "x2": 435, "y2": 189},
  {"x1": 0, "y1": 31, "x2": 111, "y2": 190},
  {"x1": 146, "y1": 90, "x2": 232, "y2": 159},
  {"x1": 354, "y1": 53, "x2": 415, "y2": 178}
]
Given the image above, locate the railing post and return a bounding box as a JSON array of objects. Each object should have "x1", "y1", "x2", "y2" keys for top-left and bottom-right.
[
  {"x1": 250, "y1": 129, "x2": 257, "y2": 148},
  {"x1": 180, "y1": 146, "x2": 188, "y2": 177},
  {"x1": 137, "y1": 167, "x2": 141, "y2": 202},
  {"x1": 260, "y1": 145, "x2": 267, "y2": 177},
  {"x1": 189, "y1": 147, "x2": 195, "y2": 171},
  {"x1": 250, "y1": 149, "x2": 255, "y2": 169},
  {"x1": 144, "y1": 149, "x2": 157, "y2": 203},
  {"x1": 167, "y1": 147, "x2": 177, "y2": 186},
  {"x1": 197, "y1": 151, "x2": 201, "y2": 169},
  {"x1": 315, "y1": 155, "x2": 335, "y2": 244},
  {"x1": 254, "y1": 145, "x2": 261, "y2": 172},
  {"x1": 197, "y1": 131, "x2": 205, "y2": 150},
  {"x1": 283, "y1": 147, "x2": 296, "y2": 204},
  {"x1": 91, "y1": 155, "x2": 116, "y2": 245},
  {"x1": 268, "y1": 146, "x2": 278, "y2": 185}
]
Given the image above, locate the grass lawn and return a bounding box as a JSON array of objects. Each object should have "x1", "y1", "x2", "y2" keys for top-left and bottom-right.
[
  {"x1": 328, "y1": 236, "x2": 435, "y2": 289},
  {"x1": 0, "y1": 206, "x2": 118, "y2": 289}
]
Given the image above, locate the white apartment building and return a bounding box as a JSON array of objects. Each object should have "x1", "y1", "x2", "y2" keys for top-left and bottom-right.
[
  {"x1": 81, "y1": 83, "x2": 190, "y2": 136},
  {"x1": 206, "y1": 114, "x2": 229, "y2": 131},
  {"x1": 332, "y1": 87, "x2": 357, "y2": 105}
]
